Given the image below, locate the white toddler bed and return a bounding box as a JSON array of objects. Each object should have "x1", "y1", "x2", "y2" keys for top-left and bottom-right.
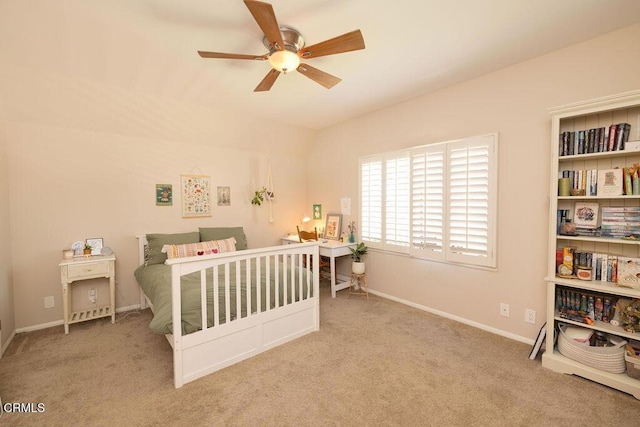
[{"x1": 135, "y1": 232, "x2": 320, "y2": 388}]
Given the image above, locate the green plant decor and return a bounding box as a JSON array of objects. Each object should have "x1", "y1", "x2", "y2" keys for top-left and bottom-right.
[
  {"x1": 349, "y1": 242, "x2": 368, "y2": 262},
  {"x1": 251, "y1": 187, "x2": 267, "y2": 206}
]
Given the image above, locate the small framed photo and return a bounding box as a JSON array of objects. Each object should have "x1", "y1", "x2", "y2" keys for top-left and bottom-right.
[
  {"x1": 85, "y1": 238, "x2": 103, "y2": 256},
  {"x1": 324, "y1": 214, "x2": 343, "y2": 240},
  {"x1": 217, "y1": 186, "x2": 231, "y2": 206},
  {"x1": 156, "y1": 184, "x2": 172, "y2": 206},
  {"x1": 313, "y1": 204, "x2": 322, "y2": 220}
]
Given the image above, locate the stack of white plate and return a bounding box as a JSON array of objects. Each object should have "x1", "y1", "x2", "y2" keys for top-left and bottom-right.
[{"x1": 557, "y1": 323, "x2": 627, "y2": 374}]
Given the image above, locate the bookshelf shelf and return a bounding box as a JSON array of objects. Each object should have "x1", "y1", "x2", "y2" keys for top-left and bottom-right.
[
  {"x1": 545, "y1": 275, "x2": 640, "y2": 299},
  {"x1": 544, "y1": 90, "x2": 640, "y2": 400},
  {"x1": 559, "y1": 142, "x2": 640, "y2": 162},
  {"x1": 558, "y1": 195, "x2": 640, "y2": 200},
  {"x1": 556, "y1": 235, "x2": 640, "y2": 245}
]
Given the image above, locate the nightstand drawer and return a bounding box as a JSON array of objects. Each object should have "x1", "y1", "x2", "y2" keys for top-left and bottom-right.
[{"x1": 67, "y1": 262, "x2": 110, "y2": 280}]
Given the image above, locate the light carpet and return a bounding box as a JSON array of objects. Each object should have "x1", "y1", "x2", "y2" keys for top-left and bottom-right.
[{"x1": 1, "y1": 285, "x2": 639, "y2": 426}]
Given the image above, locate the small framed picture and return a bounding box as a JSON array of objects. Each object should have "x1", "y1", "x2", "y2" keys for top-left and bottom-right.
[
  {"x1": 313, "y1": 204, "x2": 322, "y2": 220},
  {"x1": 324, "y1": 214, "x2": 343, "y2": 240},
  {"x1": 217, "y1": 186, "x2": 231, "y2": 206},
  {"x1": 85, "y1": 238, "x2": 104, "y2": 256},
  {"x1": 156, "y1": 184, "x2": 172, "y2": 206}
]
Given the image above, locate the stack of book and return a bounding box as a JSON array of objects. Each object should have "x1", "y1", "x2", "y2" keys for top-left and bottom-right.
[
  {"x1": 559, "y1": 123, "x2": 631, "y2": 156},
  {"x1": 573, "y1": 250, "x2": 618, "y2": 282},
  {"x1": 600, "y1": 207, "x2": 640, "y2": 239},
  {"x1": 559, "y1": 169, "x2": 597, "y2": 195}
]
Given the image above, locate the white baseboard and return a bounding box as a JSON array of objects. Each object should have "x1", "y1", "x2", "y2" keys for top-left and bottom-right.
[
  {"x1": 1, "y1": 330, "x2": 16, "y2": 358},
  {"x1": 368, "y1": 289, "x2": 534, "y2": 345},
  {"x1": 15, "y1": 304, "x2": 142, "y2": 334}
]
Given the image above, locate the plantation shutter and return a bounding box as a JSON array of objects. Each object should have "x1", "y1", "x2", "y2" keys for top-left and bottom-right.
[
  {"x1": 410, "y1": 148, "x2": 445, "y2": 260},
  {"x1": 446, "y1": 135, "x2": 496, "y2": 267},
  {"x1": 359, "y1": 133, "x2": 497, "y2": 268},
  {"x1": 360, "y1": 157, "x2": 383, "y2": 247},
  {"x1": 384, "y1": 155, "x2": 410, "y2": 251}
]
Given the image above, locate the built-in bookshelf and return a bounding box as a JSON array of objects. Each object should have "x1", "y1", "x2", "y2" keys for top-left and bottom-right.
[{"x1": 545, "y1": 90, "x2": 640, "y2": 400}]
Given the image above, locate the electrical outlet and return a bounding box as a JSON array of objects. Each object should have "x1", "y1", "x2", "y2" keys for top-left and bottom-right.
[
  {"x1": 89, "y1": 289, "x2": 97, "y2": 303},
  {"x1": 44, "y1": 296, "x2": 54, "y2": 308},
  {"x1": 525, "y1": 309, "x2": 536, "y2": 324},
  {"x1": 500, "y1": 303, "x2": 510, "y2": 317}
]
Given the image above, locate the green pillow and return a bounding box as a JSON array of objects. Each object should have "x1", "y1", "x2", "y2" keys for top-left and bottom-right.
[
  {"x1": 199, "y1": 227, "x2": 247, "y2": 250},
  {"x1": 145, "y1": 232, "x2": 200, "y2": 265}
]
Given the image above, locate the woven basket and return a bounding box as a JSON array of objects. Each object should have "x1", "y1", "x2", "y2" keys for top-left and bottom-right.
[
  {"x1": 557, "y1": 323, "x2": 627, "y2": 374},
  {"x1": 626, "y1": 347, "x2": 640, "y2": 380}
]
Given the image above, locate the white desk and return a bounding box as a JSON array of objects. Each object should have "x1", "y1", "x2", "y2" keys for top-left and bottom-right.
[{"x1": 281, "y1": 235, "x2": 355, "y2": 298}]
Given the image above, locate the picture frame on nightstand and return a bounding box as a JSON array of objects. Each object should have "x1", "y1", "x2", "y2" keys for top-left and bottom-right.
[{"x1": 86, "y1": 238, "x2": 103, "y2": 256}]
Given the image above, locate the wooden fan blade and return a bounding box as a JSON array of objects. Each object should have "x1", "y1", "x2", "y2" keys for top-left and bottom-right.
[
  {"x1": 244, "y1": 0, "x2": 285, "y2": 51},
  {"x1": 299, "y1": 30, "x2": 365, "y2": 59},
  {"x1": 198, "y1": 51, "x2": 268, "y2": 61},
  {"x1": 254, "y1": 69, "x2": 281, "y2": 92},
  {"x1": 296, "y1": 64, "x2": 341, "y2": 89}
]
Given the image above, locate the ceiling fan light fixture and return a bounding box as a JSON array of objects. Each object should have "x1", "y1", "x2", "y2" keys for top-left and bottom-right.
[{"x1": 268, "y1": 48, "x2": 300, "y2": 73}]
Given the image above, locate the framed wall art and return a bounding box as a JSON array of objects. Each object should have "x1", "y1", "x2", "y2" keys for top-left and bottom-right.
[
  {"x1": 313, "y1": 204, "x2": 322, "y2": 220},
  {"x1": 181, "y1": 174, "x2": 211, "y2": 218},
  {"x1": 217, "y1": 186, "x2": 231, "y2": 206},
  {"x1": 324, "y1": 213, "x2": 343, "y2": 240},
  {"x1": 156, "y1": 184, "x2": 172, "y2": 206}
]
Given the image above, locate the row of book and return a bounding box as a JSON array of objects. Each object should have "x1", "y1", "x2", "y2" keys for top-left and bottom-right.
[
  {"x1": 559, "y1": 123, "x2": 631, "y2": 156},
  {"x1": 558, "y1": 246, "x2": 640, "y2": 289},
  {"x1": 559, "y1": 169, "x2": 597, "y2": 196},
  {"x1": 572, "y1": 251, "x2": 619, "y2": 282},
  {"x1": 557, "y1": 204, "x2": 640, "y2": 239},
  {"x1": 555, "y1": 286, "x2": 616, "y2": 323},
  {"x1": 600, "y1": 206, "x2": 640, "y2": 238},
  {"x1": 559, "y1": 168, "x2": 633, "y2": 197}
]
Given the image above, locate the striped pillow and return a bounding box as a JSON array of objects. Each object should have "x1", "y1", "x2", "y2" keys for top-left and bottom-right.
[{"x1": 161, "y1": 237, "x2": 237, "y2": 259}]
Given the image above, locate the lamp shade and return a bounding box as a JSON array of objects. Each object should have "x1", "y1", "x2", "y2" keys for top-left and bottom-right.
[
  {"x1": 269, "y1": 49, "x2": 300, "y2": 73},
  {"x1": 301, "y1": 213, "x2": 311, "y2": 223}
]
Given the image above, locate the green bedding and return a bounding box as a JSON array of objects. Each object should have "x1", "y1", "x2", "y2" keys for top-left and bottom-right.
[{"x1": 134, "y1": 258, "x2": 311, "y2": 335}]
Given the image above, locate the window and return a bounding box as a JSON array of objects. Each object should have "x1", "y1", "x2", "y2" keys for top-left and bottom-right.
[{"x1": 359, "y1": 133, "x2": 497, "y2": 268}]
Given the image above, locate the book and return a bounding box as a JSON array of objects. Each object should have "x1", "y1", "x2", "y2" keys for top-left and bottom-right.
[
  {"x1": 597, "y1": 127, "x2": 605, "y2": 152},
  {"x1": 615, "y1": 123, "x2": 631, "y2": 150},
  {"x1": 529, "y1": 322, "x2": 547, "y2": 360},
  {"x1": 608, "y1": 124, "x2": 618, "y2": 151},
  {"x1": 573, "y1": 202, "x2": 599, "y2": 229},
  {"x1": 597, "y1": 168, "x2": 623, "y2": 196},
  {"x1": 617, "y1": 257, "x2": 640, "y2": 289}
]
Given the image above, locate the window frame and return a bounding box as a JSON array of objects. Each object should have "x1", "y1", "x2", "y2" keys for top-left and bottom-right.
[{"x1": 358, "y1": 133, "x2": 498, "y2": 269}]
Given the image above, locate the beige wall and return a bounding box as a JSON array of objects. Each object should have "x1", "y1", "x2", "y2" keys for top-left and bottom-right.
[
  {"x1": 3, "y1": 71, "x2": 314, "y2": 329},
  {"x1": 310, "y1": 23, "x2": 640, "y2": 341},
  {"x1": 3, "y1": 21, "x2": 640, "y2": 341},
  {"x1": 0, "y1": 117, "x2": 16, "y2": 352}
]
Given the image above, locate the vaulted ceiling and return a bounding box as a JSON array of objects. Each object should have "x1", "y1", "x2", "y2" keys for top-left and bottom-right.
[{"x1": 1, "y1": 0, "x2": 640, "y2": 130}]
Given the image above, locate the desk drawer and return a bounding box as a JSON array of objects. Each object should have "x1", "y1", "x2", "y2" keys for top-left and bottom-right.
[{"x1": 67, "y1": 262, "x2": 109, "y2": 280}]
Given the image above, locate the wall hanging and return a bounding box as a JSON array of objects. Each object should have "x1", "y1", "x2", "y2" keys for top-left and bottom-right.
[
  {"x1": 266, "y1": 159, "x2": 275, "y2": 222},
  {"x1": 181, "y1": 174, "x2": 211, "y2": 218},
  {"x1": 156, "y1": 184, "x2": 172, "y2": 206},
  {"x1": 217, "y1": 186, "x2": 231, "y2": 206}
]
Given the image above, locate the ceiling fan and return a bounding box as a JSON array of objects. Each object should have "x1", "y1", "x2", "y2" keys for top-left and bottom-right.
[{"x1": 197, "y1": 0, "x2": 365, "y2": 92}]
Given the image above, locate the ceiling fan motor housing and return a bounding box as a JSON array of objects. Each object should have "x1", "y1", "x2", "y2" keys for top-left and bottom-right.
[{"x1": 263, "y1": 26, "x2": 305, "y2": 54}]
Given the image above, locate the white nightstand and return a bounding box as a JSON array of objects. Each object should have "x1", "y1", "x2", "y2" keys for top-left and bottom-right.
[{"x1": 59, "y1": 254, "x2": 116, "y2": 334}]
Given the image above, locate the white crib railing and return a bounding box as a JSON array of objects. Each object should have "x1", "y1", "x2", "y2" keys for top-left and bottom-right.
[{"x1": 164, "y1": 241, "x2": 320, "y2": 387}]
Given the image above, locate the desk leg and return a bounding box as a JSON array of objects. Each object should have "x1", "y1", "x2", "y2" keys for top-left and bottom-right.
[
  {"x1": 330, "y1": 255, "x2": 337, "y2": 298},
  {"x1": 110, "y1": 275, "x2": 116, "y2": 324},
  {"x1": 62, "y1": 283, "x2": 69, "y2": 335}
]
